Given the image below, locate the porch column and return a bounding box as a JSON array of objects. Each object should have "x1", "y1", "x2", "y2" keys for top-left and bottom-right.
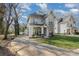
[
  {"x1": 46, "y1": 28, "x2": 49, "y2": 38},
  {"x1": 41, "y1": 27, "x2": 44, "y2": 34},
  {"x1": 29, "y1": 26, "x2": 33, "y2": 37},
  {"x1": 70, "y1": 28, "x2": 73, "y2": 35}
]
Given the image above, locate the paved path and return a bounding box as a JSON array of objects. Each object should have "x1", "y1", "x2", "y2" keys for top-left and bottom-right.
[{"x1": 7, "y1": 36, "x2": 79, "y2": 56}]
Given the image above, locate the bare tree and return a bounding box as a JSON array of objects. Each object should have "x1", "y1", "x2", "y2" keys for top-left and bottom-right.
[
  {"x1": 13, "y1": 4, "x2": 20, "y2": 36},
  {"x1": 4, "y1": 4, "x2": 14, "y2": 39}
]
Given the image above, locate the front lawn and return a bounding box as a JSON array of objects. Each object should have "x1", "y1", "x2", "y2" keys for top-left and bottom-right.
[{"x1": 35, "y1": 35, "x2": 79, "y2": 49}]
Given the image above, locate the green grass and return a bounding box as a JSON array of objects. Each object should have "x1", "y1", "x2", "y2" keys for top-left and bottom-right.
[{"x1": 35, "y1": 35, "x2": 79, "y2": 49}]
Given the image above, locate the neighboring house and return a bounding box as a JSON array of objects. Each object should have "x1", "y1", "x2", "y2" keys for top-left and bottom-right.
[
  {"x1": 54, "y1": 15, "x2": 76, "y2": 34},
  {"x1": 27, "y1": 11, "x2": 77, "y2": 38}
]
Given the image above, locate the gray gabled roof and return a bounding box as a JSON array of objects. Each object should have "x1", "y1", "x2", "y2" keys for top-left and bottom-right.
[
  {"x1": 29, "y1": 12, "x2": 46, "y2": 19},
  {"x1": 58, "y1": 14, "x2": 75, "y2": 24}
]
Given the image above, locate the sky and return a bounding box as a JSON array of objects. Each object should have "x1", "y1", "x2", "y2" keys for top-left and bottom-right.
[{"x1": 18, "y1": 3, "x2": 79, "y2": 28}]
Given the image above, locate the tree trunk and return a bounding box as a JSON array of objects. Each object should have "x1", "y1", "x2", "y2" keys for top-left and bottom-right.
[
  {"x1": 0, "y1": 17, "x2": 4, "y2": 34},
  {"x1": 4, "y1": 24, "x2": 9, "y2": 39},
  {"x1": 14, "y1": 6, "x2": 19, "y2": 36},
  {"x1": 4, "y1": 4, "x2": 12, "y2": 39},
  {"x1": 14, "y1": 19, "x2": 19, "y2": 36}
]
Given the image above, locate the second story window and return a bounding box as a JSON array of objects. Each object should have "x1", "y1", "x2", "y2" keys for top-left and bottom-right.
[{"x1": 49, "y1": 22, "x2": 53, "y2": 26}]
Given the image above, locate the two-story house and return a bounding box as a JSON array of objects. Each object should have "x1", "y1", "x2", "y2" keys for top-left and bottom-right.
[
  {"x1": 27, "y1": 11, "x2": 55, "y2": 38},
  {"x1": 27, "y1": 11, "x2": 77, "y2": 38}
]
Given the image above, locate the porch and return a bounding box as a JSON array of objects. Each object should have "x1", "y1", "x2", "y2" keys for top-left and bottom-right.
[{"x1": 28, "y1": 25, "x2": 49, "y2": 38}]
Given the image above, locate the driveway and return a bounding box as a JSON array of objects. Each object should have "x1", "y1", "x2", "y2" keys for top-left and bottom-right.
[{"x1": 7, "y1": 36, "x2": 79, "y2": 56}]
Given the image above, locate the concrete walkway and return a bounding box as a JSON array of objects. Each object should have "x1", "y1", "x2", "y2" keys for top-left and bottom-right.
[{"x1": 7, "y1": 36, "x2": 79, "y2": 56}]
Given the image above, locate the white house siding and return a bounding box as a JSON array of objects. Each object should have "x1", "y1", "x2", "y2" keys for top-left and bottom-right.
[
  {"x1": 45, "y1": 18, "x2": 49, "y2": 25},
  {"x1": 54, "y1": 20, "x2": 58, "y2": 33},
  {"x1": 60, "y1": 23, "x2": 67, "y2": 33},
  {"x1": 45, "y1": 11, "x2": 55, "y2": 35}
]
